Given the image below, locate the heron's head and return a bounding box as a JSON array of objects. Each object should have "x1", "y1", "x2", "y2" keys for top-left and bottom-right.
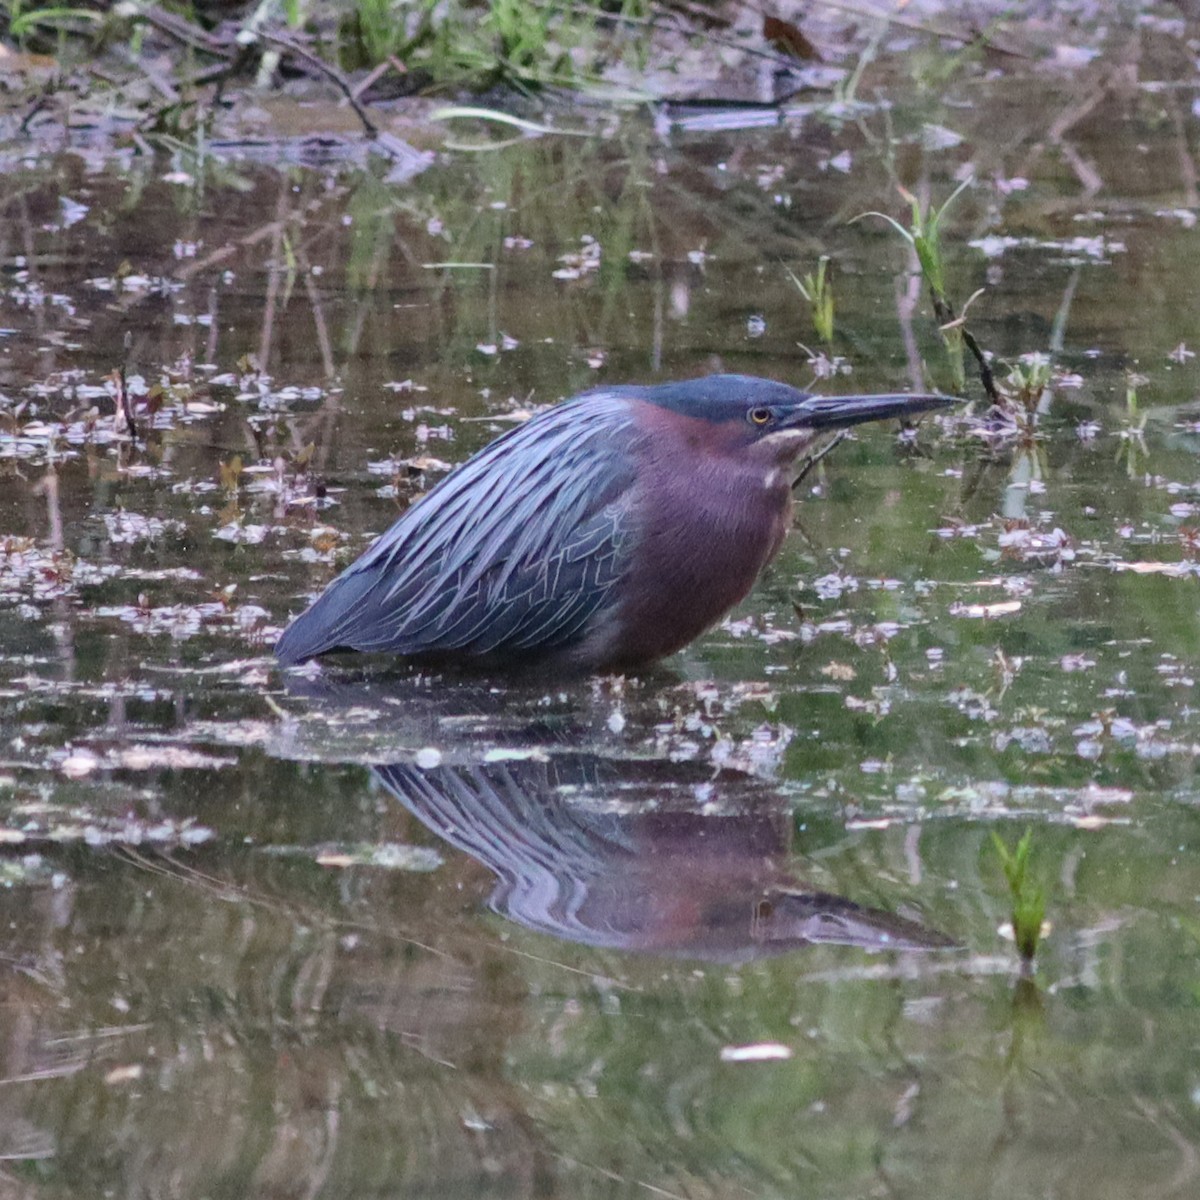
[{"x1": 637, "y1": 374, "x2": 955, "y2": 465}]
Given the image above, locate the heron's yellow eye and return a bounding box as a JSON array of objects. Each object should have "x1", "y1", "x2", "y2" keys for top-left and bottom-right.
[{"x1": 749, "y1": 407, "x2": 772, "y2": 426}]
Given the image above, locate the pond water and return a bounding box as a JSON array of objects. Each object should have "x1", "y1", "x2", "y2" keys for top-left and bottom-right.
[{"x1": 5, "y1": 22, "x2": 1200, "y2": 1198}]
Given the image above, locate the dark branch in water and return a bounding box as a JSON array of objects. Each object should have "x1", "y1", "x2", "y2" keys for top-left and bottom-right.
[
  {"x1": 118, "y1": 330, "x2": 137, "y2": 442},
  {"x1": 929, "y1": 288, "x2": 999, "y2": 406}
]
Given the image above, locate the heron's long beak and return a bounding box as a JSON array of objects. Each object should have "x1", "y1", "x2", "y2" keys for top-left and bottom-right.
[{"x1": 782, "y1": 392, "x2": 957, "y2": 430}]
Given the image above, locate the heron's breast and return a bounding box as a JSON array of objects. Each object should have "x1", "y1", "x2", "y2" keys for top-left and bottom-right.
[{"x1": 588, "y1": 418, "x2": 795, "y2": 667}]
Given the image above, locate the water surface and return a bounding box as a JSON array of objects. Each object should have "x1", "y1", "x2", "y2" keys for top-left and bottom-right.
[{"x1": 4, "y1": 26, "x2": 1200, "y2": 1198}]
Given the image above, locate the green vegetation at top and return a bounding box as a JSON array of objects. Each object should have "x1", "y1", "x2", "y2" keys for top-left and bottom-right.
[
  {"x1": 345, "y1": 0, "x2": 650, "y2": 91},
  {"x1": 0, "y1": 0, "x2": 662, "y2": 96}
]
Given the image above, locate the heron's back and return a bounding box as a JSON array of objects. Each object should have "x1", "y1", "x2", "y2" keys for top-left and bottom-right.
[{"x1": 274, "y1": 394, "x2": 641, "y2": 667}]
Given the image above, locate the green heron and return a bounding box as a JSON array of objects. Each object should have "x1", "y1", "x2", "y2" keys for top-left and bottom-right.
[{"x1": 275, "y1": 374, "x2": 952, "y2": 673}]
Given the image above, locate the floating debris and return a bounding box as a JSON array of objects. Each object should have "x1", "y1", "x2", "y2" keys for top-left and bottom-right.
[{"x1": 720, "y1": 1043, "x2": 793, "y2": 1063}]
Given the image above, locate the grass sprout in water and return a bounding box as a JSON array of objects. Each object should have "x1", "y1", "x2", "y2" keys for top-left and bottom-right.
[
  {"x1": 989, "y1": 352, "x2": 1054, "y2": 457},
  {"x1": 855, "y1": 179, "x2": 979, "y2": 396},
  {"x1": 1005, "y1": 354, "x2": 1052, "y2": 419},
  {"x1": 992, "y1": 827, "x2": 1048, "y2": 970},
  {"x1": 860, "y1": 180, "x2": 969, "y2": 304},
  {"x1": 785, "y1": 256, "x2": 835, "y2": 347}
]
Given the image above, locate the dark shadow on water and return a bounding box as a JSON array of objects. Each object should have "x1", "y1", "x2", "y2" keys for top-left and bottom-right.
[{"x1": 275, "y1": 659, "x2": 689, "y2": 763}]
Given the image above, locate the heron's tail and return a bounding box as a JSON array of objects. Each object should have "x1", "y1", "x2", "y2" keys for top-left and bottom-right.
[{"x1": 273, "y1": 568, "x2": 381, "y2": 664}]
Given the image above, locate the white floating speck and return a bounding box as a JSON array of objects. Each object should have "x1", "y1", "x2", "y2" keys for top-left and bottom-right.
[
  {"x1": 60, "y1": 749, "x2": 101, "y2": 778},
  {"x1": 719, "y1": 1042, "x2": 793, "y2": 1063},
  {"x1": 481, "y1": 747, "x2": 549, "y2": 763}
]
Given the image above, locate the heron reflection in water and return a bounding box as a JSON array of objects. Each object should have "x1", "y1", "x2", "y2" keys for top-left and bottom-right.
[{"x1": 374, "y1": 753, "x2": 954, "y2": 962}]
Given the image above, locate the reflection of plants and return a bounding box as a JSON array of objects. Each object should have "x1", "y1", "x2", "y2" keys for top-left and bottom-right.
[
  {"x1": 991, "y1": 827, "x2": 1047, "y2": 970},
  {"x1": 856, "y1": 180, "x2": 983, "y2": 397},
  {"x1": 1116, "y1": 376, "x2": 1149, "y2": 478},
  {"x1": 997, "y1": 355, "x2": 1052, "y2": 486},
  {"x1": 828, "y1": 21, "x2": 883, "y2": 109},
  {"x1": 785, "y1": 257, "x2": 835, "y2": 347}
]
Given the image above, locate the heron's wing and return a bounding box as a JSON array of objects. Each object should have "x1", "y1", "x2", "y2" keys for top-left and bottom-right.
[{"x1": 274, "y1": 395, "x2": 640, "y2": 664}]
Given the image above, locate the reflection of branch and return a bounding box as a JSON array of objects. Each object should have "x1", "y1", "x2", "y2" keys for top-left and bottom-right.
[
  {"x1": 1168, "y1": 93, "x2": 1199, "y2": 209},
  {"x1": 1049, "y1": 269, "x2": 1080, "y2": 357},
  {"x1": 178, "y1": 216, "x2": 295, "y2": 281},
  {"x1": 344, "y1": 231, "x2": 393, "y2": 358},
  {"x1": 257, "y1": 183, "x2": 289, "y2": 370},
  {"x1": 1130, "y1": 1096, "x2": 1200, "y2": 1195},
  {"x1": 35, "y1": 467, "x2": 76, "y2": 677},
  {"x1": 294, "y1": 245, "x2": 335, "y2": 379},
  {"x1": 176, "y1": 187, "x2": 348, "y2": 283},
  {"x1": 1016, "y1": 62, "x2": 1115, "y2": 183},
  {"x1": 1057, "y1": 140, "x2": 1102, "y2": 199},
  {"x1": 894, "y1": 267, "x2": 926, "y2": 393},
  {"x1": 204, "y1": 284, "x2": 220, "y2": 363},
  {"x1": 117, "y1": 331, "x2": 137, "y2": 440},
  {"x1": 297, "y1": 391, "x2": 343, "y2": 476},
  {"x1": 955, "y1": 454, "x2": 999, "y2": 509},
  {"x1": 36, "y1": 469, "x2": 63, "y2": 551},
  {"x1": 117, "y1": 846, "x2": 450, "y2": 957}
]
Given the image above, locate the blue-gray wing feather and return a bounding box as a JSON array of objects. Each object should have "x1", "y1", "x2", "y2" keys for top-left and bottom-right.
[{"x1": 274, "y1": 394, "x2": 639, "y2": 664}]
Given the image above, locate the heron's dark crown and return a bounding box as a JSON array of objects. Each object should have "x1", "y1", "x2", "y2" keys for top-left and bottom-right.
[{"x1": 619, "y1": 374, "x2": 809, "y2": 425}]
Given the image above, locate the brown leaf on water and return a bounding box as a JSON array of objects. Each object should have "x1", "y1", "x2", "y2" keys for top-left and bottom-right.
[
  {"x1": 311, "y1": 528, "x2": 340, "y2": 554},
  {"x1": 219, "y1": 455, "x2": 242, "y2": 491},
  {"x1": 0, "y1": 46, "x2": 59, "y2": 74},
  {"x1": 292, "y1": 442, "x2": 315, "y2": 470},
  {"x1": 405, "y1": 455, "x2": 452, "y2": 475},
  {"x1": 821, "y1": 661, "x2": 857, "y2": 681},
  {"x1": 763, "y1": 15, "x2": 821, "y2": 61}
]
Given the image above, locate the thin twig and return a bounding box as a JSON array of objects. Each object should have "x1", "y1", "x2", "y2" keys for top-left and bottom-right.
[
  {"x1": 136, "y1": 4, "x2": 236, "y2": 58},
  {"x1": 256, "y1": 29, "x2": 378, "y2": 138},
  {"x1": 793, "y1": 430, "x2": 849, "y2": 489},
  {"x1": 350, "y1": 57, "x2": 398, "y2": 102},
  {"x1": 929, "y1": 289, "x2": 999, "y2": 405},
  {"x1": 564, "y1": 0, "x2": 806, "y2": 75},
  {"x1": 18, "y1": 92, "x2": 51, "y2": 135},
  {"x1": 752, "y1": 0, "x2": 1029, "y2": 56},
  {"x1": 117, "y1": 330, "x2": 137, "y2": 441}
]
